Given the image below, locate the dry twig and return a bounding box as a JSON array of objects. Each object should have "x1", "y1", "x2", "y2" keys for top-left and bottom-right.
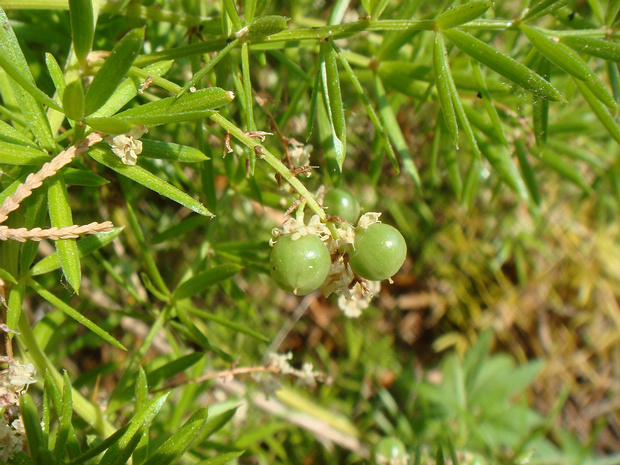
[
  {"x1": 0, "y1": 133, "x2": 113, "y2": 242},
  {"x1": 0, "y1": 221, "x2": 114, "y2": 242}
]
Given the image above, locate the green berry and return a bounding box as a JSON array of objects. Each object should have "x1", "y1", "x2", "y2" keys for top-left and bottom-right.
[
  {"x1": 323, "y1": 188, "x2": 360, "y2": 224},
  {"x1": 270, "y1": 234, "x2": 331, "y2": 295},
  {"x1": 348, "y1": 223, "x2": 407, "y2": 281},
  {"x1": 374, "y1": 437, "x2": 408, "y2": 465}
]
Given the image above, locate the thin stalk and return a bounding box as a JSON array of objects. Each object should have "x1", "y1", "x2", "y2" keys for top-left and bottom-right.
[
  {"x1": 177, "y1": 38, "x2": 240, "y2": 97},
  {"x1": 209, "y1": 113, "x2": 330, "y2": 223},
  {"x1": 17, "y1": 310, "x2": 115, "y2": 437}
]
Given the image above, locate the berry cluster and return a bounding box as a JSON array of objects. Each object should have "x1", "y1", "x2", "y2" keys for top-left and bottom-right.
[{"x1": 269, "y1": 188, "x2": 407, "y2": 309}]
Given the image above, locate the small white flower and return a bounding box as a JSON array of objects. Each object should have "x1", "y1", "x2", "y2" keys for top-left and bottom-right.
[
  {"x1": 6, "y1": 362, "x2": 36, "y2": 393},
  {"x1": 324, "y1": 225, "x2": 355, "y2": 255},
  {"x1": 272, "y1": 215, "x2": 331, "y2": 243},
  {"x1": 297, "y1": 362, "x2": 318, "y2": 388},
  {"x1": 10, "y1": 419, "x2": 24, "y2": 436},
  {"x1": 357, "y1": 212, "x2": 382, "y2": 230},
  {"x1": 337, "y1": 294, "x2": 366, "y2": 318},
  {"x1": 0, "y1": 387, "x2": 18, "y2": 409},
  {"x1": 321, "y1": 256, "x2": 354, "y2": 298},
  {"x1": 288, "y1": 139, "x2": 312, "y2": 170},
  {"x1": 106, "y1": 125, "x2": 148, "y2": 165},
  {"x1": 337, "y1": 281, "x2": 380, "y2": 318},
  {"x1": 0, "y1": 417, "x2": 24, "y2": 463},
  {"x1": 266, "y1": 352, "x2": 294, "y2": 375}
]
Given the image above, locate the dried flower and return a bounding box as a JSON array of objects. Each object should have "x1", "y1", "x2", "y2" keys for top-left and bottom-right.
[
  {"x1": 288, "y1": 139, "x2": 312, "y2": 171},
  {"x1": 0, "y1": 360, "x2": 34, "y2": 462},
  {"x1": 271, "y1": 215, "x2": 331, "y2": 244},
  {"x1": 337, "y1": 281, "x2": 380, "y2": 318},
  {"x1": 357, "y1": 212, "x2": 382, "y2": 230},
  {"x1": 106, "y1": 125, "x2": 148, "y2": 165},
  {"x1": 5, "y1": 362, "x2": 36, "y2": 393},
  {"x1": 297, "y1": 362, "x2": 319, "y2": 388},
  {"x1": 0, "y1": 417, "x2": 23, "y2": 464},
  {"x1": 321, "y1": 256, "x2": 354, "y2": 299},
  {"x1": 266, "y1": 352, "x2": 294, "y2": 375}
]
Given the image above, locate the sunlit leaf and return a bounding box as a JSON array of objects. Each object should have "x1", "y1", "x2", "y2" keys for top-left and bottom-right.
[
  {"x1": 320, "y1": 41, "x2": 346, "y2": 170},
  {"x1": 0, "y1": 8, "x2": 55, "y2": 150},
  {"x1": 21, "y1": 393, "x2": 54, "y2": 465},
  {"x1": 522, "y1": 0, "x2": 570, "y2": 22},
  {"x1": 31, "y1": 227, "x2": 123, "y2": 276},
  {"x1": 98, "y1": 394, "x2": 169, "y2": 465},
  {"x1": 87, "y1": 87, "x2": 234, "y2": 134},
  {"x1": 533, "y1": 58, "x2": 551, "y2": 147},
  {"x1": 89, "y1": 60, "x2": 173, "y2": 118},
  {"x1": 27, "y1": 277, "x2": 127, "y2": 350},
  {"x1": 62, "y1": 79, "x2": 85, "y2": 121},
  {"x1": 142, "y1": 408, "x2": 209, "y2": 465},
  {"x1": 245, "y1": 15, "x2": 288, "y2": 39},
  {"x1": 443, "y1": 28, "x2": 565, "y2": 102},
  {"x1": 437, "y1": 1, "x2": 493, "y2": 30},
  {"x1": 433, "y1": 34, "x2": 458, "y2": 146},
  {"x1": 140, "y1": 139, "x2": 208, "y2": 163},
  {"x1": 84, "y1": 27, "x2": 145, "y2": 116},
  {"x1": 89, "y1": 147, "x2": 213, "y2": 216},
  {"x1": 48, "y1": 174, "x2": 81, "y2": 293},
  {"x1": 69, "y1": 0, "x2": 95, "y2": 68},
  {"x1": 0, "y1": 140, "x2": 49, "y2": 165},
  {"x1": 521, "y1": 25, "x2": 617, "y2": 110},
  {"x1": 560, "y1": 35, "x2": 620, "y2": 63}
]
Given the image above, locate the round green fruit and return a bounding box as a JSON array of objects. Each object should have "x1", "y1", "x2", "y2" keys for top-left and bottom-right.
[
  {"x1": 374, "y1": 437, "x2": 408, "y2": 464},
  {"x1": 323, "y1": 188, "x2": 360, "y2": 224},
  {"x1": 348, "y1": 223, "x2": 407, "y2": 281},
  {"x1": 270, "y1": 234, "x2": 331, "y2": 295}
]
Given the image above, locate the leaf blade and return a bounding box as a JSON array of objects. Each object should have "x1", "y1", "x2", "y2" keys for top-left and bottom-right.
[
  {"x1": 443, "y1": 28, "x2": 565, "y2": 102},
  {"x1": 0, "y1": 140, "x2": 49, "y2": 165},
  {"x1": 574, "y1": 77, "x2": 620, "y2": 145},
  {"x1": 173, "y1": 264, "x2": 243, "y2": 300},
  {"x1": 86, "y1": 87, "x2": 234, "y2": 133},
  {"x1": 69, "y1": 0, "x2": 95, "y2": 68},
  {"x1": 89, "y1": 147, "x2": 213, "y2": 216},
  {"x1": 0, "y1": 8, "x2": 55, "y2": 151},
  {"x1": 48, "y1": 174, "x2": 82, "y2": 293},
  {"x1": 140, "y1": 139, "x2": 208, "y2": 163},
  {"x1": 27, "y1": 277, "x2": 127, "y2": 350},
  {"x1": 84, "y1": 27, "x2": 145, "y2": 116},
  {"x1": 433, "y1": 33, "x2": 459, "y2": 146},
  {"x1": 521, "y1": 24, "x2": 617, "y2": 110},
  {"x1": 31, "y1": 227, "x2": 123, "y2": 276},
  {"x1": 560, "y1": 35, "x2": 620, "y2": 63},
  {"x1": 320, "y1": 42, "x2": 346, "y2": 170},
  {"x1": 437, "y1": 1, "x2": 493, "y2": 30},
  {"x1": 142, "y1": 408, "x2": 209, "y2": 465}
]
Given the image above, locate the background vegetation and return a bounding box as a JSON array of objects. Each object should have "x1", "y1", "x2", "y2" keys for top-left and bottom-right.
[{"x1": 0, "y1": 0, "x2": 619, "y2": 463}]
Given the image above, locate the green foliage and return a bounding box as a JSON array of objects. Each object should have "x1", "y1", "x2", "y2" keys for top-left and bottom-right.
[{"x1": 0, "y1": 0, "x2": 619, "y2": 464}]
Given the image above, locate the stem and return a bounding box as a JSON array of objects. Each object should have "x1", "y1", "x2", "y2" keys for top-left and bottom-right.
[
  {"x1": 209, "y1": 113, "x2": 327, "y2": 222},
  {"x1": 17, "y1": 308, "x2": 115, "y2": 437},
  {"x1": 535, "y1": 27, "x2": 617, "y2": 38},
  {"x1": 177, "y1": 38, "x2": 240, "y2": 97}
]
